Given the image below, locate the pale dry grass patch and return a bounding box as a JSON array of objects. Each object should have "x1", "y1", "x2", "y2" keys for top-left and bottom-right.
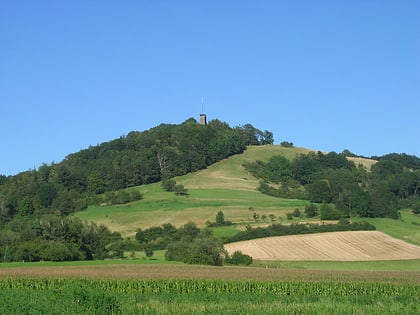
[{"x1": 347, "y1": 156, "x2": 377, "y2": 170}]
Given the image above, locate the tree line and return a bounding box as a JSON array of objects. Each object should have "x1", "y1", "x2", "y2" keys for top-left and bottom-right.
[
  {"x1": 0, "y1": 118, "x2": 271, "y2": 262},
  {"x1": 1, "y1": 216, "x2": 121, "y2": 262},
  {"x1": 244, "y1": 151, "x2": 420, "y2": 219}
]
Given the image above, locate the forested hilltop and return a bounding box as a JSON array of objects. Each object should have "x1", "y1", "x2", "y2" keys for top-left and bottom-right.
[
  {"x1": 0, "y1": 119, "x2": 272, "y2": 216},
  {"x1": 0, "y1": 118, "x2": 272, "y2": 261}
]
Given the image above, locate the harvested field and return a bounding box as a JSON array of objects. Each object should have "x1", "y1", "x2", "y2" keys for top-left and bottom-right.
[{"x1": 224, "y1": 231, "x2": 420, "y2": 261}]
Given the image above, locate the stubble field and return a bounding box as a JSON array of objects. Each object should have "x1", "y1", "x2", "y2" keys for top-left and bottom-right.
[{"x1": 225, "y1": 231, "x2": 420, "y2": 261}]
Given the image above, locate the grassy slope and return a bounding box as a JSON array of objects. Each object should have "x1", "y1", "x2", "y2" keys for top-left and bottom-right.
[
  {"x1": 75, "y1": 145, "x2": 313, "y2": 236},
  {"x1": 354, "y1": 210, "x2": 420, "y2": 246},
  {"x1": 74, "y1": 145, "x2": 419, "y2": 248}
]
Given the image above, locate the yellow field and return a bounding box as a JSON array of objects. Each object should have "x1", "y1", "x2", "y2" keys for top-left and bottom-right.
[{"x1": 225, "y1": 231, "x2": 420, "y2": 261}]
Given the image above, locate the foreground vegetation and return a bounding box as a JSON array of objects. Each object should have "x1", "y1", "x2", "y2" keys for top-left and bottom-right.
[
  {"x1": 0, "y1": 277, "x2": 419, "y2": 314},
  {"x1": 1, "y1": 259, "x2": 419, "y2": 314}
]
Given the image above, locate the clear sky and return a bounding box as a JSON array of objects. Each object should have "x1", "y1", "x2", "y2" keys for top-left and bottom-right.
[{"x1": 1, "y1": 1, "x2": 419, "y2": 176}]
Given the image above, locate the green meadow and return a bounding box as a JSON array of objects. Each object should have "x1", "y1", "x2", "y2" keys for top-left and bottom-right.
[{"x1": 74, "y1": 146, "x2": 313, "y2": 236}]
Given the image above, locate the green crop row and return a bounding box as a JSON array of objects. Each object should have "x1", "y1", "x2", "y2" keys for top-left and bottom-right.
[
  {"x1": 1, "y1": 278, "x2": 419, "y2": 296},
  {"x1": 1, "y1": 278, "x2": 419, "y2": 314}
]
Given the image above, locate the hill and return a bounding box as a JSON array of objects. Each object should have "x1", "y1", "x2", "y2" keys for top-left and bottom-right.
[
  {"x1": 74, "y1": 145, "x2": 387, "y2": 237},
  {"x1": 1, "y1": 118, "x2": 419, "y2": 264},
  {"x1": 75, "y1": 144, "x2": 420, "y2": 264},
  {"x1": 75, "y1": 145, "x2": 314, "y2": 236}
]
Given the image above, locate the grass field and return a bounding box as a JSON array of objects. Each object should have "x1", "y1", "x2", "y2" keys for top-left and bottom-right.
[
  {"x1": 354, "y1": 210, "x2": 420, "y2": 246},
  {"x1": 76, "y1": 188, "x2": 309, "y2": 237}
]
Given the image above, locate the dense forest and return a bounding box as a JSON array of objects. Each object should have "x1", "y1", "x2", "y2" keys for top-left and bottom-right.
[
  {"x1": 244, "y1": 150, "x2": 420, "y2": 219},
  {"x1": 0, "y1": 118, "x2": 272, "y2": 262}
]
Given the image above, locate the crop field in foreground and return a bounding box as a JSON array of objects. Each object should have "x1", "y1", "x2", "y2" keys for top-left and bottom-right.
[
  {"x1": 0, "y1": 275, "x2": 419, "y2": 314},
  {"x1": 1, "y1": 264, "x2": 419, "y2": 314}
]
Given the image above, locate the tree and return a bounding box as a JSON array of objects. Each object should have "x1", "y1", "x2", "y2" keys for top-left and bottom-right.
[
  {"x1": 175, "y1": 221, "x2": 200, "y2": 241},
  {"x1": 264, "y1": 155, "x2": 292, "y2": 183},
  {"x1": 129, "y1": 190, "x2": 143, "y2": 202},
  {"x1": 116, "y1": 190, "x2": 130, "y2": 204},
  {"x1": 292, "y1": 208, "x2": 302, "y2": 218},
  {"x1": 135, "y1": 228, "x2": 145, "y2": 243},
  {"x1": 216, "y1": 211, "x2": 225, "y2": 225},
  {"x1": 320, "y1": 203, "x2": 341, "y2": 220},
  {"x1": 412, "y1": 202, "x2": 420, "y2": 215},
  {"x1": 261, "y1": 130, "x2": 274, "y2": 145},
  {"x1": 291, "y1": 152, "x2": 322, "y2": 185},
  {"x1": 161, "y1": 179, "x2": 176, "y2": 192},
  {"x1": 307, "y1": 180, "x2": 333, "y2": 203},
  {"x1": 165, "y1": 225, "x2": 225, "y2": 266},
  {"x1": 239, "y1": 124, "x2": 261, "y2": 145},
  {"x1": 144, "y1": 244, "x2": 154, "y2": 259},
  {"x1": 253, "y1": 212, "x2": 259, "y2": 221},
  {"x1": 304, "y1": 204, "x2": 318, "y2": 218},
  {"x1": 280, "y1": 141, "x2": 294, "y2": 147},
  {"x1": 367, "y1": 184, "x2": 399, "y2": 219},
  {"x1": 185, "y1": 230, "x2": 224, "y2": 266},
  {"x1": 173, "y1": 184, "x2": 188, "y2": 196}
]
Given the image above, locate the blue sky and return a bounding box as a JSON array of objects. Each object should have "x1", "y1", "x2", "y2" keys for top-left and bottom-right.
[{"x1": 1, "y1": 1, "x2": 419, "y2": 176}]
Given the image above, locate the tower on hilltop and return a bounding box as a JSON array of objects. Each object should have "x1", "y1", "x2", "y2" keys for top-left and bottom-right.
[
  {"x1": 199, "y1": 97, "x2": 207, "y2": 125},
  {"x1": 199, "y1": 113, "x2": 207, "y2": 125}
]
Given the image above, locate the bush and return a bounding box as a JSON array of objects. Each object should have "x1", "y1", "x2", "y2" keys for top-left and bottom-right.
[
  {"x1": 173, "y1": 184, "x2": 188, "y2": 195},
  {"x1": 165, "y1": 227, "x2": 224, "y2": 266},
  {"x1": 305, "y1": 204, "x2": 318, "y2": 218},
  {"x1": 292, "y1": 208, "x2": 302, "y2": 218},
  {"x1": 129, "y1": 190, "x2": 143, "y2": 201},
  {"x1": 412, "y1": 202, "x2": 420, "y2": 215},
  {"x1": 161, "y1": 179, "x2": 176, "y2": 192},
  {"x1": 280, "y1": 141, "x2": 294, "y2": 147},
  {"x1": 320, "y1": 203, "x2": 342, "y2": 220},
  {"x1": 144, "y1": 244, "x2": 154, "y2": 259},
  {"x1": 226, "y1": 250, "x2": 253, "y2": 266}
]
